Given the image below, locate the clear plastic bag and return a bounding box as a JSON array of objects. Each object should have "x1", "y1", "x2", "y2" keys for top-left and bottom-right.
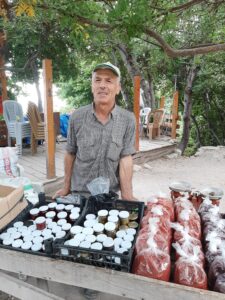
[{"x1": 87, "y1": 176, "x2": 110, "y2": 196}]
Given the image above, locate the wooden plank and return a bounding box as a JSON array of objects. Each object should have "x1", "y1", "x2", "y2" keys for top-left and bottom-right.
[
  {"x1": 0, "y1": 31, "x2": 8, "y2": 101},
  {"x1": 43, "y1": 59, "x2": 56, "y2": 179},
  {"x1": 171, "y1": 91, "x2": 179, "y2": 139},
  {"x1": 0, "y1": 271, "x2": 64, "y2": 300},
  {"x1": 0, "y1": 248, "x2": 223, "y2": 300},
  {"x1": 160, "y1": 96, "x2": 165, "y2": 109},
  {"x1": 133, "y1": 76, "x2": 141, "y2": 152}
]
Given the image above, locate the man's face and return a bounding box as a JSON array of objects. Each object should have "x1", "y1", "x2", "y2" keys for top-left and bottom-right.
[{"x1": 92, "y1": 69, "x2": 121, "y2": 107}]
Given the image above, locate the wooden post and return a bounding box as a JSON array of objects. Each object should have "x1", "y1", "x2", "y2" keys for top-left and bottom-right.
[
  {"x1": 171, "y1": 91, "x2": 179, "y2": 139},
  {"x1": 133, "y1": 76, "x2": 141, "y2": 151},
  {"x1": 160, "y1": 96, "x2": 165, "y2": 109},
  {"x1": 0, "y1": 31, "x2": 8, "y2": 100},
  {"x1": 43, "y1": 59, "x2": 56, "y2": 179}
]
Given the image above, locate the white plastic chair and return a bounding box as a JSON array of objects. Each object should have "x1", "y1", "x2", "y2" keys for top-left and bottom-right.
[{"x1": 3, "y1": 100, "x2": 31, "y2": 156}]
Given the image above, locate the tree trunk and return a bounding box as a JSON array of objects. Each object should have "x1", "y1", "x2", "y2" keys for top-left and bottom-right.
[
  {"x1": 116, "y1": 43, "x2": 155, "y2": 108},
  {"x1": 31, "y1": 61, "x2": 43, "y2": 112},
  {"x1": 0, "y1": 31, "x2": 8, "y2": 100},
  {"x1": 191, "y1": 114, "x2": 201, "y2": 149},
  {"x1": 179, "y1": 65, "x2": 199, "y2": 154}
]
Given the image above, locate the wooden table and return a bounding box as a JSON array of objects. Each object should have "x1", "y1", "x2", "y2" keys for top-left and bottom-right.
[{"x1": 0, "y1": 248, "x2": 223, "y2": 300}]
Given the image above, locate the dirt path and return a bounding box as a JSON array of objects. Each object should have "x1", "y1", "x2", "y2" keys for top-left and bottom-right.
[{"x1": 133, "y1": 146, "x2": 225, "y2": 211}]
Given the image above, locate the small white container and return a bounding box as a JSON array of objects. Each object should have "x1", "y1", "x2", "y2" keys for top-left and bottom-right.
[
  {"x1": 57, "y1": 219, "x2": 67, "y2": 226},
  {"x1": 70, "y1": 225, "x2": 83, "y2": 235},
  {"x1": 93, "y1": 223, "x2": 104, "y2": 235},
  {"x1": 35, "y1": 216, "x2": 46, "y2": 230},
  {"x1": 103, "y1": 237, "x2": 114, "y2": 250},
  {"x1": 86, "y1": 214, "x2": 96, "y2": 220},
  {"x1": 0, "y1": 232, "x2": 10, "y2": 241},
  {"x1": 17, "y1": 225, "x2": 28, "y2": 233},
  {"x1": 33, "y1": 236, "x2": 44, "y2": 244},
  {"x1": 21, "y1": 230, "x2": 30, "y2": 238},
  {"x1": 43, "y1": 234, "x2": 54, "y2": 240},
  {"x1": 105, "y1": 222, "x2": 116, "y2": 231},
  {"x1": 85, "y1": 234, "x2": 96, "y2": 243},
  {"x1": 68, "y1": 239, "x2": 80, "y2": 247},
  {"x1": 84, "y1": 219, "x2": 96, "y2": 228},
  {"x1": 57, "y1": 211, "x2": 67, "y2": 220},
  {"x1": 126, "y1": 228, "x2": 136, "y2": 236},
  {"x1": 116, "y1": 247, "x2": 127, "y2": 254},
  {"x1": 32, "y1": 230, "x2": 42, "y2": 237},
  {"x1": 55, "y1": 231, "x2": 66, "y2": 239},
  {"x1": 96, "y1": 234, "x2": 107, "y2": 243},
  {"x1": 75, "y1": 233, "x2": 86, "y2": 242},
  {"x1": 114, "y1": 237, "x2": 123, "y2": 247},
  {"x1": 108, "y1": 215, "x2": 119, "y2": 224},
  {"x1": 80, "y1": 241, "x2": 91, "y2": 249},
  {"x1": 28, "y1": 224, "x2": 36, "y2": 232},
  {"x1": 7, "y1": 227, "x2": 17, "y2": 235},
  {"x1": 23, "y1": 235, "x2": 33, "y2": 242},
  {"x1": 71, "y1": 207, "x2": 80, "y2": 214},
  {"x1": 52, "y1": 226, "x2": 62, "y2": 235},
  {"x1": 98, "y1": 209, "x2": 108, "y2": 223},
  {"x1": 47, "y1": 221, "x2": 57, "y2": 229},
  {"x1": 62, "y1": 223, "x2": 72, "y2": 232},
  {"x1": 116, "y1": 230, "x2": 126, "y2": 239},
  {"x1": 82, "y1": 227, "x2": 94, "y2": 235},
  {"x1": 30, "y1": 208, "x2": 40, "y2": 219},
  {"x1": 45, "y1": 211, "x2": 56, "y2": 219},
  {"x1": 119, "y1": 211, "x2": 130, "y2": 225},
  {"x1": 39, "y1": 205, "x2": 48, "y2": 213},
  {"x1": 91, "y1": 242, "x2": 103, "y2": 251},
  {"x1": 124, "y1": 234, "x2": 134, "y2": 242},
  {"x1": 48, "y1": 202, "x2": 57, "y2": 210},
  {"x1": 69, "y1": 212, "x2": 80, "y2": 222},
  {"x1": 56, "y1": 204, "x2": 65, "y2": 211},
  {"x1": 11, "y1": 232, "x2": 22, "y2": 240},
  {"x1": 3, "y1": 238, "x2": 14, "y2": 246},
  {"x1": 42, "y1": 228, "x2": 52, "y2": 237},
  {"x1": 12, "y1": 239, "x2": 23, "y2": 248},
  {"x1": 13, "y1": 221, "x2": 24, "y2": 229},
  {"x1": 65, "y1": 204, "x2": 74, "y2": 212},
  {"x1": 121, "y1": 240, "x2": 132, "y2": 250},
  {"x1": 31, "y1": 243, "x2": 42, "y2": 252},
  {"x1": 109, "y1": 209, "x2": 119, "y2": 217}
]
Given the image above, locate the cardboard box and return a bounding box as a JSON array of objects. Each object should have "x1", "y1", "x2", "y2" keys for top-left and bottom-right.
[{"x1": 0, "y1": 185, "x2": 28, "y2": 230}]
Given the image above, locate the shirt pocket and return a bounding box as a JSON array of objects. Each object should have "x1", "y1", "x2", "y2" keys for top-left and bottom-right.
[
  {"x1": 107, "y1": 138, "x2": 123, "y2": 162},
  {"x1": 78, "y1": 138, "x2": 96, "y2": 162}
]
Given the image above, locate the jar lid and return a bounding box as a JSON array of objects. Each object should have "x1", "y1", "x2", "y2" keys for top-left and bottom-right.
[
  {"x1": 56, "y1": 204, "x2": 65, "y2": 211},
  {"x1": 98, "y1": 209, "x2": 108, "y2": 217},
  {"x1": 35, "y1": 217, "x2": 46, "y2": 225},
  {"x1": 69, "y1": 212, "x2": 79, "y2": 220},
  {"x1": 116, "y1": 247, "x2": 128, "y2": 254},
  {"x1": 43, "y1": 234, "x2": 54, "y2": 240},
  {"x1": 21, "y1": 230, "x2": 30, "y2": 237},
  {"x1": 33, "y1": 236, "x2": 44, "y2": 244},
  {"x1": 70, "y1": 225, "x2": 83, "y2": 235},
  {"x1": 96, "y1": 234, "x2": 107, "y2": 243},
  {"x1": 62, "y1": 223, "x2": 72, "y2": 231},
  {"x1": 169, "y1": 181, "x2": 191, "y2": 192},
  {"x1": 52, "y1": 226, "x2": 62, "y2": 234},
  {"x1": 47, "y1": 221, "x2": 57, "y2": 229},
  {"x1": 71, "y1": 207, "x2": 80, "y2": 214},
  {"x1": 32, "y1": 230, "x2": 42, "y2": 237},
  {"x1": 46, "y1": 211, "x2": 56, "y2": 218},
  {"x1": 75, "y1": 233, "x2": 86, "y2": 242},
  {"x1": 0, "y1": 232, "x2": 11, "y2": 241},
  {"x1": 86, "y1": 214, "x2": 96, "y2": 220},
  {"x1": 3, "y1": 238, "x2": 14, "y2": 246},
  {"x1": 13, "y1": 221, "x2": 24, "y2": 228},
  {"x1": 55, "y1": 231, "x2": 66, "y2": 239},
  {"x1": 23, "y1": 234, "x2": 33, "y2": 242},
  {"x1": 31, "y1": 243, "x2": 42, "y2": 252},
  {"x1": 48, "y1": 202, "x2": 57, "y2": 209},
  {"x1": 11, "y1": 232, "x2": 22, "y2": 240},
  {"x1": 85, "y1": 234, "x2": 96, "y2": 243},
  {"x1": 121, "y1": 240, "x2": 132, "y2": 250},
  {"x1": 30, "y1": 208, "x2": 39, "y2": 215},
  {"x1": 200, "y1": 187, "x2": 224, "y2": 200},
  {"x1": 28, "y1": 224, "x2": 36, "y2": 232},
  {"x1": 39, "y1": 205, "x2": 48, "y2": 212},
  {"x1": 7, "y1": 227, "x2": 17, "y2": 235},
  {"x1": 124, "y1": 234, "x2": 134, "y2": 242},
  {"x1": 93, "y1": 223, "x2": 104, "y2": 233},
  {"x1": 109, "y1": 209, "x2": 119, "y2": 216},
  {"x1": 65, "y1": 204, "x2": 74, "y2": 211},
  {"x1": 12, "y1": 239, "x2": 23, "y2": 248},
  {"x1": 116, "y1": 230, "x2": 126, "y2": 239},
  {"x1": 91, "y1": 242, "x2": 103, "y2": 250},
  {"x1": 126, "y1": 228, "x2": 136, "y2": 236},
  {"x1": 103, "y1": 237, "x2": 114, "y2": 248},
  {"x1": 57, "y1": 211, "x2": 67, "y2": 219},
  {"x1": 57, "y1": 219, "x2": 67, "y2": 226},
  {"x1": 119, "y1": 211, "x2": 129, "y2": 219},
  {"x1": 114, "y1": 237, "x2": 123, "y2": 246},
  {"x1": 21, "y1": 241, "x2": 32, "y2": 250},
  {"x1": 82, "y1": 227, "x2": 94, "y2": 235},
  {"x1": 108, "y1": 215, "x2": 119, "y2": 223},
  {"x1": 80, "y1": 241, "x2": 91, "y2": 249},
  {"x1": 18, "y1": 226, "x2": 29, "y2": 233},
  {"x1": 68, "y1": 239, "x2": 80, "y2": 247},
  {"x1": 84, "y1": 219, "x2": 96, "y2": 228},
  {"x1": 104, "y1": 222, "x2": 116, "y2": 232}
]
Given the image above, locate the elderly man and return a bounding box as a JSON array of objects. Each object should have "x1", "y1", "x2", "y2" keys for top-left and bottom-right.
[{"x1": 54, "y1": 62, "x2": 136, "y2": 200}]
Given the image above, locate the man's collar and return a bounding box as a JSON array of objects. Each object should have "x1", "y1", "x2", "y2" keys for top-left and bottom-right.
[{"x1": 92, "y1": 103, "x2": 118, "y2": 120}]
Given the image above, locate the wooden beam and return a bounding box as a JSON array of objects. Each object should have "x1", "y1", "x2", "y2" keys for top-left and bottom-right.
[
  {"x1": 0, "y1": 31, "x2": 8, "y2": 101},
  {"x1": 0, "y1": 248, "x2": 223, "y2": 300},
  {"x1": 42, "y1": 59, "x2": 56, "y2": 179},
  {"x1": 133, "y1": 76, "x2": 141, "y2": 152},
  {"x1": 0, "y1": 271, "x2": 64, "y2": 300},
  {"x1": 171, "y1": 91, "x2": 179, "y2": 139},
  {"x1": 160, "y1": 96, "x2": 165, "y2": 109}
]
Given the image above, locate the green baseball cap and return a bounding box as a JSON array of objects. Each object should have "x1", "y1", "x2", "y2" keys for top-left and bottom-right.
[{"x1": 93, "y1": 62, "x2": 121, "y2": 78}]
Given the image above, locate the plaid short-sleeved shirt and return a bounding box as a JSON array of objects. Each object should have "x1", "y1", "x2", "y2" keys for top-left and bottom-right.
[{"x1": 66, "y1": 104, "x2": 136, "y2": 193}]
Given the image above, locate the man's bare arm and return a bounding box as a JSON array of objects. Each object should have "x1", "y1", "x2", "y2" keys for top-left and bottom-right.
[
  {"x1": 53, "y1": 152, "x2": 76, "y2": 199},
  {"x1": 119, "y1": 155, "x2": 135, "y2": 200}
]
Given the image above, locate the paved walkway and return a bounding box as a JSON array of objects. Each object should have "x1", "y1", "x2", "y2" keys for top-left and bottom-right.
[{"x1": 18, "y1": 136, "x2": 175, "y2": 184}]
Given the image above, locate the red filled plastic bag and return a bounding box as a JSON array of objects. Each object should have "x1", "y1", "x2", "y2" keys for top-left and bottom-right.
[
  {"x1": 174, "y1": 256, "x2": 207, "y2": 289},
  {"x1": 171, "y1": 223, "x2": 202, "y2": 246},
  {"x1": 146, "y1": 195, "x2": 174, "y2": 222},
  {"x1": 132, "y1": 243, "x2": 171, "y2": 281},
  {"x1": 141, "y1": 216, "x2": 172, "y2": 242}
]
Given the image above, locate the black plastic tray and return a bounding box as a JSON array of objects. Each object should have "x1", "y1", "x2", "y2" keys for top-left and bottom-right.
[
  {"x1": 0, "y1": 193, "x2": 87, "y2": 257},
  {"x1": 53, "y1": 194, "x2": 145, "y2": 272}
]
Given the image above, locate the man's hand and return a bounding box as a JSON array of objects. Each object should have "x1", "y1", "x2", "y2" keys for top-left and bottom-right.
[{"x1": 52, "y1": 187, "x2": 70, "y2": 200}]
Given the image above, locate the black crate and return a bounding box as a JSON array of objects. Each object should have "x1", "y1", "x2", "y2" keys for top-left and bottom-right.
[
  {"x1": 53, "y1": 194, "x2": 145, "y2": 272},
  {"x1": 0, "y1": 193, "x2": 87, "y2": 257}
]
